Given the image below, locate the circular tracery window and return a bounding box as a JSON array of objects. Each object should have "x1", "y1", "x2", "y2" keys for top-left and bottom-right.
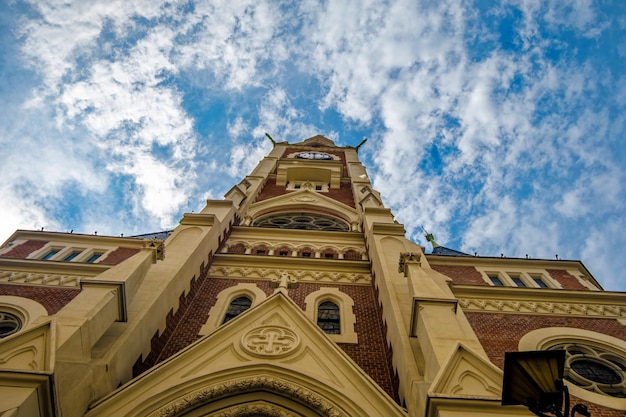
[
  {"x1": 254, "y1": 213, "x2": 350, "y2": 231},
  {"x1": 549, "y1": 343, "x2": 626, "y2": 398},
  {"x1": 0, "y1": 312, "x2": 22, "y2": 338}
]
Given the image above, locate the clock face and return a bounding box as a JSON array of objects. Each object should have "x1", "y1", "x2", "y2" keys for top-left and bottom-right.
[{"x1": 295, "y1": 152, "x2": 333, "y2": 160}]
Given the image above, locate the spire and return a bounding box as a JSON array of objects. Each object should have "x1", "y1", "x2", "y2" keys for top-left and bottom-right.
[{"x1": 422, "y1": 227, "x2": 440, "y2": 249}]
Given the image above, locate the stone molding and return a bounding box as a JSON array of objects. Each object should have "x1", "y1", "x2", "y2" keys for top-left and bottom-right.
[
  {"x1": 209, "y1": 266, "x2": 370, "y2": 284},
  {"x1": 458, "y1": 298, "x2": 626, "y2": 318},
  {"x1": 147, "y1": 376, "x2": 347, "y2": 417},
  {"x1": 0, "y1": 269, "x2": 82, "y2": 287}
]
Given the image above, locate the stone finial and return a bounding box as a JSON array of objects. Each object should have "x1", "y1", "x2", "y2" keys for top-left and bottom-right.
[{"x1": 271, "y1": 272, "x2": 299, "y2": 293}]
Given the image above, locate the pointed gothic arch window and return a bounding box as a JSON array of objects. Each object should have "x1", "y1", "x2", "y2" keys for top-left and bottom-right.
[
  {"x1": 317, "y1": 301, "x2": 341, "y2": 334},
  {"x1": 222, "y1": 296, "x2": 252, "y2": 324}
]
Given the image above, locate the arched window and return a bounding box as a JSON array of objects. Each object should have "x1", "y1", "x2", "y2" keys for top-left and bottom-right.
[
  {"x1": 222, "y1": 296, "x2": 252, "y2": 324},
  {"x1": 0, "y1": 312, "x2": 21, "y2": 338},
  {"x1": 548, "y1": 343, "x2": 626, "y2": 398},
  {"x1": 317, "y1": 301, "x2": 340, "y2": 334}
]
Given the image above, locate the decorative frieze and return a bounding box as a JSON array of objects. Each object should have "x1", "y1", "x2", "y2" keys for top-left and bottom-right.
[
  {"x1": 0, "y1": 269, "x2": 81, "y2": 287},
  {"x1": 458, "y1": 298, "x2": 626, "y2": 318},
  {"x1": 148, "y1": 376, "x2": 347, "y2": 417},
  {"x1": 209, "y1": 266, "x2": 370, "y2": 284}
]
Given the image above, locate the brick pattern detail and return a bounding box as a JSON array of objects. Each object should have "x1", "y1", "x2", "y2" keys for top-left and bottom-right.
[
  {"x1": 255, "y1": 177, "x2": 356, "y2": 208},
  {"x1": 466, "y1": 312, "x2": 626, "y2": 417},
  {"x1": 2, "y1": 240, "x2": 48, "y2": 259},
  {"x1": 228, "y1": 243, "x2": 246, "y2": 254},
  {"x1": 0, "y1": 283, "x2": 80, "y2": 314},
  {"x1": 140, "y1": 274, "x2": 398, "y2": 403},
  {"x1": 547, "y1": 269, "x2": 589, "y2": 290},
  {"x1": 132, "y1": 257, "x2": 213, "y2": 376},
  {"x1": 100, "y1": 247, "x2": 141, "y2": 265},
  {"x1": 431, "y1": 265, "x2": 487, "y2": 285}
]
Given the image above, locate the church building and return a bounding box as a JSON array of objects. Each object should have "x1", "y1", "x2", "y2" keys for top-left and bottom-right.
[{"x1": 0, "y1": 135, "x2": 625, "y2": 417}]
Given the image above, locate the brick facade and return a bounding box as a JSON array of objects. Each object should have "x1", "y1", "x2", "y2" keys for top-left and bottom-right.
[
  {"x1": 2, "y1": 240, "x2": 48, "y2": 258},
  {"x1": 100, "y1": 247, "x2": 141, "y2": 265},
  {"x1": 0, "y1": 284, "x2": 80, "y2": 314},
  {"x1": 547, "y1": 269, "x2": 589, "y2": 290},
  {"x1": 255, "y1": 177, "x2": 356, "y2": 208},
  {"x1": 134, "y1": 274, "x2": 398, "y2": 402},
  {"x1": 431, "y1": 264, "x2": 487, "y2": 285},
  {"x1": 466, "y1": 312, "x2": 626, "y2": 416}
]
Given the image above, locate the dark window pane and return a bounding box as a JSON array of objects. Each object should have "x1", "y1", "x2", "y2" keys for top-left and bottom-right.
[
  {"x1": 317, "y1": 301, "x2": 340, "y2": 334},
  {"x1": 511, "y1": 277, "x2": 526, "y2": 287},
  {"x1": 489, "y1": 275, "x2": 504, "y2": 286},
  {"x1": 222, "y1": 296, "x2": 252, "y2": 324},
  {"x1": 63, "y1": 251, "x2": 82, "y2": 261},
  {"x1": 41, "y1": 249, "x2": 59, "y2": 260}
]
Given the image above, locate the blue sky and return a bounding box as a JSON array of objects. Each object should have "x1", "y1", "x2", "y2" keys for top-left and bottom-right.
[{"x1": 1, "y1": 1, "x2": 625, "y2": 290}]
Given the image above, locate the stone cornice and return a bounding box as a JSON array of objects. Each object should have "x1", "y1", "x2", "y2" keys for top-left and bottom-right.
[
  {"x1": 2, "y1": 230, "x2": 152, "y2": 248},
  {"x1": 453, "y1": 285, "x2": 626, "y2": 318}
]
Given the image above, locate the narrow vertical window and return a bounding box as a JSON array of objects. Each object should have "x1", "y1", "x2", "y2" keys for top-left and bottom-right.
[
  {"x1": 63, "y1": 251, "x2": 83, "y2": 261},
  {"x1": 533, "y1": 276, "x2": 549, "y2": 288},
  {"x1": 86, "y1": 253, "x2": 103, "y2": 263},
  {"x1": 222, "y1": 296, "x2": 252, "y2": 324},
  {"x1": 510, "y1": 275, "x2": 526, "y2": 287},
  {"x1": 41, "y1": 249, "x2": 60, "y2": 260},
  {"x1": 488, "y1": 275, "x2": 504, "y2": 286},
  {"x1": 317, "y1": 301, "x2": 340, "y2": 334}
]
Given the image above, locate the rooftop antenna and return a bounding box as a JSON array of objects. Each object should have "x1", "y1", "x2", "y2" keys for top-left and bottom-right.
[
  {"x1": 265, "y1": 132, "x2": 276, "y2": 146},
  {"x1": 421, "y1": 226, "x2": 440, "y2": 249}
]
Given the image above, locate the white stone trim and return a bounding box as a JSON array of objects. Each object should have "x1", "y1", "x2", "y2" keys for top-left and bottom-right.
[{"x1": 305, "y1": 287, "x2": 357, "y2": 343}]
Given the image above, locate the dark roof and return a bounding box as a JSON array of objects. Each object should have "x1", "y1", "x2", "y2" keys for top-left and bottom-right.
[
  {"x1": 129, "y1": 231, "x2": 173, "y2": 240},
  {"x1": 431, "y1": 245, "x2": 471, "y2": 256}
]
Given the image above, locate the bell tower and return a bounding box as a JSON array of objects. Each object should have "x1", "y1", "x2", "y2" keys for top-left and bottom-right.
[{"x1": 4, "y1": 133, "x2": 623, "y2": 417}]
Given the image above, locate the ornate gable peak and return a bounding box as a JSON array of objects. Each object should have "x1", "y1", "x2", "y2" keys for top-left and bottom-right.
[
  {"x1": 429, "y1": 343, "x2": 502, "y2": 399},
  {"x1": 86, "y1": 292, "x2": 407, "y2": 417},
  {"x1": 297, "y1": 135, "x2": 336, "y2": 147}
]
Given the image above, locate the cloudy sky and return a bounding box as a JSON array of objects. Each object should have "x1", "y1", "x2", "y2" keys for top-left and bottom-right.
[{"x1": 1, "y1": 0, "x2": 625, "y2": 290}]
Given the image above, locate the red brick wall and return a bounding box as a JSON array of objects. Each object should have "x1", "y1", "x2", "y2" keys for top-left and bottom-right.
[
  {"x1": 547, "y1": 269, "x2": 589, "y2": 290},
  {"x1": 100, "y1": 247, "x2": 141, "y2": 265},
  {"x1": 466, "y1": 312, "x2": 626, "y2": 416},
  {"x1": 255, "y1": 178, "x2": 356, "y2": 208},
  {"x1": 139, "y1": 275, "x2": 398, "y2": 402},
  {"x1": 431, "y1": 265, "x2": 487, "y2": 285},
  {"x1": 2, "y1": 240, "x2": 48, "y2": 258},
  {"x1": 0, "y1": 284, "x2": 80, "y2": 314}
]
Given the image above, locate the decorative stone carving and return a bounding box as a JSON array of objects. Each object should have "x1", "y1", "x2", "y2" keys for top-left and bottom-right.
[
  {"x1": 270, "y1": 272, "x2": 298, "y2": 292},
  {"x1": 242, "y1": 326, "x2": 300, "y2": 357},
  {"x1": 209, "y1": 266, "x2": 371, "y2": 285},
  {"x1": 210, "y1": 403, "x2": 298, "y2": 417},
  {"x1": 148, "y1": 376, "x2": 347, "y2": 417},
  {"x1": 458, "y1": 298, "x2": 626, "y2": 318},
  {"x1": 398, "y1": 252, "x2": 421, "y2": 274},
  {"x1": 0, "y1": 270, "x2": 82, "y2": 287}
]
